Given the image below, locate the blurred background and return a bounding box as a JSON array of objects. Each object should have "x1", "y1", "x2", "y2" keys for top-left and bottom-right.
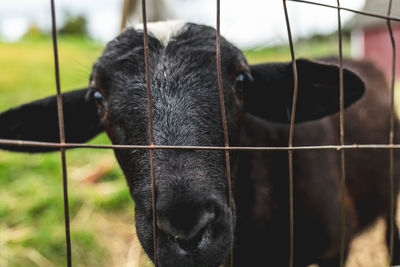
[{"x1": 0, "y1": 0, "x2": 399, "y2": 266}]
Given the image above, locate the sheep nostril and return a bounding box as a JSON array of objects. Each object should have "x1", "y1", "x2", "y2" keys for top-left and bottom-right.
[
  {"x1": 158, "y1": 211, "x2": 215, "y2": 251},
  {"x1": 165, "y1": 221, "x2": 211, "y2": 251},
  {"x1": 175, "y1": 222, "x2": 211, "y2": 251}
]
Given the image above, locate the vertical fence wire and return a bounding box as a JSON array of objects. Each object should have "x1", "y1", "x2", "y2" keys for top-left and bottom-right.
[
  {"x1": 49, "y1": 0, "x2": 72, "y2": 266},
  {"x1": 282, "y1": 1, "x2": 298, "y2": 266},
  {"x1": 215, "y1": 1, "x2": 234, "y2": 266},
  {"x1": 386, "y1": 0, "x2": 396, "y2": 265},
  {"x1": 336, "y1": 1, "x2": 347, "y2": 266},
  {"x1": 141, "y1": 0, "x2": 158, "y2": 266}
]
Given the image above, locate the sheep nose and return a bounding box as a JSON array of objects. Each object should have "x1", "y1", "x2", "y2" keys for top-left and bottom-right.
[{"x1": 157, "y1": 209, "x2": 215, "y2": 251}]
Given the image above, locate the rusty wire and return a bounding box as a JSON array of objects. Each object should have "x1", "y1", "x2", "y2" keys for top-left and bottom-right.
[
  {"x1": 336, "y1": 1, "x2": 347, "y2": 266},
  {"x1": 215, "y1": 0, "x2": 234, "y2": 266},
  {"x1": 287, "y1": 0, "x2": 400, "y2": 22},
  {"x1": 386, "y1": 0, "x2": 396, "y2": 265},
  {"x1": 1, "y1": 0, "x2": 399, "y2": 266},
  {"x1": 6, "y1": 138, "x2": 400, "y2": 151},
  {"x1": 141, "y1": 0, "x2": 158, "y2": 266},
  {"x1": 50, "y1": 0, "x2": 72, "y2": 266},
  {"x1": 282, "y1": 1, "x2": 297, "y2": 266}
]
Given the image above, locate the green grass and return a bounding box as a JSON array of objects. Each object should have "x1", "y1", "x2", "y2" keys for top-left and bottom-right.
[
  {"x1": 0, "y1": 36, "x2": 351, "y2": 266},
  {"x1": 244, "y1": 37, "x2": 351, "y2": 64},
  {"x1": 0, "y1": 36, "x2": 104, "y2": 109},
  {"x1": 0, "y1": 37, "x2": 137, "y2": 267}
]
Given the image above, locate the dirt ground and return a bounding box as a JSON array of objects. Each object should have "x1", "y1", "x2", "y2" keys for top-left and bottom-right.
[
  {"x1": 98, "y1": 200, "x2": 399, "y2": 267},
  {"x1": 309, "y1": 218, "x2": 390, "y2": 267},
  {"x1": 103, "y1": 215, "x2": 394, "y2": 267},
  {"x1": 343, "y1": 218, "x2": 390, "y2": 267}
]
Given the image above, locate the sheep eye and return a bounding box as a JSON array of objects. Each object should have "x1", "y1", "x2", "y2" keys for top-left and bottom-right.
[
  {"x1": 235, "y1": 72, "x2": 249, "y2": 94},
  {"x1": 93, "y1": 90, "x2": 104, "y2": 108},
  {"x1": 236, "y1": 73, "x2": 246, "y2": 83}
]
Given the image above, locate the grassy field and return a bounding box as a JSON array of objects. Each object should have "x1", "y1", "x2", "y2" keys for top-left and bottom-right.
[
  {"x1": 1, "y1": 36, "x2": 392, "y2": 267},
  {"x1": 243, "y1": 36, "x2": 351, "y2": 63},
  {"x1": 0, "y1": 37, "x2": 139, "y2": 267}
]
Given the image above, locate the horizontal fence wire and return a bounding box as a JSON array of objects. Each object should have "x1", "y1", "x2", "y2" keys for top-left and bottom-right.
[
  {"x1": 287, "y1": 0, "x2": 400, "y2": 22},
  {"x1": 1, "y1": 0, "x2": 399, "y2": 266},
  {"x1": 4, "y1": 139, "x2": 400, "y2": 151}
]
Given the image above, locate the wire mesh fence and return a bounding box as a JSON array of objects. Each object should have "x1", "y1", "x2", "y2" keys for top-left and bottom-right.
[{"x1": 0, "y1": 0, "x2": 398, "y2": 266}]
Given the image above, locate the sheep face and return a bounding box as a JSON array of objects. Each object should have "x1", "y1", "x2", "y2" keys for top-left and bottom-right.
[{"x1": 90, "y1": 23, "x2": 247, "y2": 267}]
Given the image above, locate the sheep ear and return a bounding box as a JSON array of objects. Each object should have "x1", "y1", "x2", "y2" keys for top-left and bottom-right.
[
  {"x1": 244, "y1": 59, "x2": 365, "y2": 123},
  {"x1": 0, "y1": 88, "x2": 103, "y2": 152}
]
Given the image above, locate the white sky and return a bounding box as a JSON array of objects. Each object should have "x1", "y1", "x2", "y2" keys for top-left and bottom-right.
[{"x1": 0, "y1": 0, "x2": 366, "y2": 48}]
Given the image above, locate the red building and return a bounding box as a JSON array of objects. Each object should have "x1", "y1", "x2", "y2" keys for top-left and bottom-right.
[{"x1": 351, "y1": 0, "x2": 400, "y2": 78}]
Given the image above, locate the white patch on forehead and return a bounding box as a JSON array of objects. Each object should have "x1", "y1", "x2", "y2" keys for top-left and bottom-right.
[{"x1": 133, "y1": 20, "x2": 187, "y2": 46}]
